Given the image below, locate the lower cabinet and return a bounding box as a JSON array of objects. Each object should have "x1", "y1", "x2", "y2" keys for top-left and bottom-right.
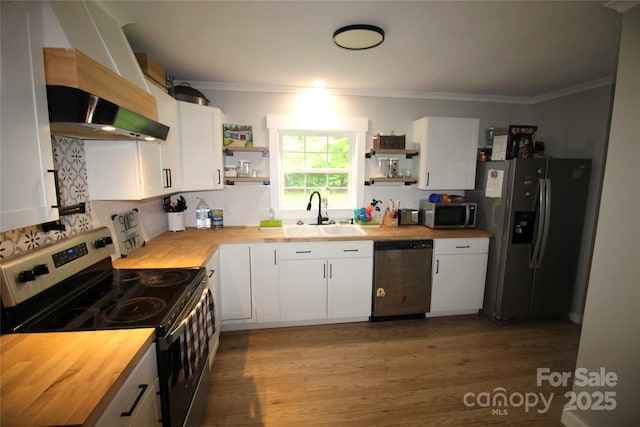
[
  {"x1": 278, "y1": 241, "x2": 373, "y2": 323},
  {"x1": 430, "y1": 238, "x2": 489, "y2": 315},
  {"x1": 219, "y1": 244, "x2": 253, "y2": 321},
  {"x1": 219, "y1": 241, "x2": 373, "y2": 329},
  {"x1": 95, "y1": 343, "x2": 161, "y2": 427},
  {"x1": 205, "y1": 249, "x2": 221, "y2": 366}
]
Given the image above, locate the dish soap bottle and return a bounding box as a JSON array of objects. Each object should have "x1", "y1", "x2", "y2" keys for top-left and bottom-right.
[{"x1": 195, "y1": 197, "x2": 211, "y2": 229}]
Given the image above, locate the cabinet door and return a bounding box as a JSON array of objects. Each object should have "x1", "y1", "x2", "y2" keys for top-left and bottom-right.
[
  {"x1": 327, "y1": 257, "x2": 372, "y2": 319},
  {"x1": 85, "y1": 140, "x2": 164, "y2": 200},
  {"x1": 252, "y1": 244, "x2": 280, "y2": 323},
  {"x1": 148, "y1": 82, "x2": 182, "y2": 192},
  {"x1": 205, "y1": 250, "x2": 221, "y2": 365},
  {"x1": 279, "y1": 259, "x2": 327, "y2": 321},
  {"x1": 431, "y1": 252, "x2": 488, "y2": 313},
  {"x1": 1, "y1": 1, "x2": 58, "y2": 231},
  {"x1": 414, "y1": 117, "x2": 479, "y2": 190},
  {"x1": 178, "y1": 102, "x2": 224, "y2": 191},
  {"x1": 220, "y1": 245, "x2": 253, "y2": 321}
]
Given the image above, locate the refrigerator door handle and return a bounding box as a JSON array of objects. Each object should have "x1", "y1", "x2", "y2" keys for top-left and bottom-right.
[
  {"x1": 536, "y1": 178, "x2": 552, "y2": 268},
  {"x1": 529, "y1": 179, "x2": 546, "y2": 269}
]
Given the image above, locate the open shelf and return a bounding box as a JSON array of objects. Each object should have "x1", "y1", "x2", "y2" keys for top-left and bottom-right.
[
  {"x1": 365, "y1": 177, "x2": 417, "y2": 186},
  {"x1": 224, "y1": 146, "x2": 270, "y2": 157},
  {"x1": 365, "y1": 148, "x2": 419, "y2": 159},
  {"x1": 225, "y1": 177, "x2": 270, "y2": 185}
]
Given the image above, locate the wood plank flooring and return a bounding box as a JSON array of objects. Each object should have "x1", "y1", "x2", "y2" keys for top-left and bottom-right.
[{"x1": 203, "y1": 315, "x2": 580, "y2": 426}]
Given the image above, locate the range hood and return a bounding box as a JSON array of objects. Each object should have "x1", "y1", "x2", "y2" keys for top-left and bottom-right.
[
  {"x1": 47, "y1": 85, "x2": 169, "y2": 141},
  {"x1": 44, "y1": 48, "x2": 169, "y2": 141}
]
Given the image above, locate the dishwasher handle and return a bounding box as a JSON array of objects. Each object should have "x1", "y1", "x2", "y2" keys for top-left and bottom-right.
[{"x1": 374, "y1": 240, "x2": 433, "y2": 251}]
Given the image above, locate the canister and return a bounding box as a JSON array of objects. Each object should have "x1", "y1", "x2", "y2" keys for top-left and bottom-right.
[
  {"x1": 210, "y1": 209, "x2": 223, "y2": 229},
  {"x1": 389, "y1": 158, "x2": 399, "y2": 178},
  {"x1": 238, "y1": 160, "x2": 251, "y2": 177},
  {"x1": 377, "y1": 158, "x2": 389, "y2": 177}
]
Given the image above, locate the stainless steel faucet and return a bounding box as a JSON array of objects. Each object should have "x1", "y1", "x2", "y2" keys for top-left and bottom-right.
[{"x1": 307, "y1": 191, "x2": 328, "y2": 225}]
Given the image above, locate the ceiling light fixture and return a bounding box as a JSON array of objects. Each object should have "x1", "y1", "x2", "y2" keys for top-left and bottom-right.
[{"x1": 333, "y1": 24, "x2": 384, "y2": 50}]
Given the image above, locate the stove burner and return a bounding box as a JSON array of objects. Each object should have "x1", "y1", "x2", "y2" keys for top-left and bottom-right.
[
  {"x1": 52, "y1": 307, "x2": 99, "y2": 328},
  {"x1": 115, "y1": 270, "x2": 144, "y2": 282},
  {"x1": 141, "y1": 271, "x2": 192, "y2": 287},
  {"x1": 102, "y1": 297, "x2": 167, "y2": 324}
]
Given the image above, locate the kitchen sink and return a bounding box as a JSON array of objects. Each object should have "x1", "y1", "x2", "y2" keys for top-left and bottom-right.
[{"x1": 282, "y1": 224, "x2": 367, "y2": 238}]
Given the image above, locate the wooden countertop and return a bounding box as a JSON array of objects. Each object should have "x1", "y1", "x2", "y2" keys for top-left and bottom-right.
[
  {"x1": 113, "y1": 225, "x2": 490, "y2": 269},
  {"x1": 0, "y1": 328, "x2": 156, "y2": 427}
]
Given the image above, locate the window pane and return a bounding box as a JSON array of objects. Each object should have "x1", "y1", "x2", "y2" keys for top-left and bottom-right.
[
  {"x1": 307, "y1": 173, "x2": 328, "y2": 188},
  {"x1": 306, "y1": 153, "x2": 328, "y2": 169},
  {"x1": 328, "y1": 136, "x2": 350, "y2": 154},
  {"x1": 282, "y1": 135, "x2": 304, "y2": 152},
  {"x1": 306, "y1": 136, "x2": 327, "y2": 153},
  {"x1": 328, "y1": 173, "x2": 349, "y2": 187},
  {"x1": 284, "y1": 172, "x2": 306, "y2": 187},
  {"x1": 283, "y1": 188, "x2": 307, "y2": 206},
  {"x1": 328, "y1": 153, "x2": 349, "y2": 169},
  {"x1": 282, "y1": 153, "x2": 305, "y2": 169},
  {"x1": 328, "y1": 188, "x2": 348, "y2": 206}
]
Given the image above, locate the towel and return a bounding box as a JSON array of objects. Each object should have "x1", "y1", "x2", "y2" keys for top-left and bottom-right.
[{"x1": 180, "y1": 287, "x2": 215, "y2": 380}]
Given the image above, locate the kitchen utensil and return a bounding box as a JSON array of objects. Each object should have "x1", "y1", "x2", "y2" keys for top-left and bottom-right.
[{"x1": 173, "y1": 82, "x2": 210, "y2": 105}]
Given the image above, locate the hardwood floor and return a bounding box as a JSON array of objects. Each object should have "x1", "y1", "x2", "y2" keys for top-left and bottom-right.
[{"x1": 203, "y1": 315, "x2": 580, "y2": 426}]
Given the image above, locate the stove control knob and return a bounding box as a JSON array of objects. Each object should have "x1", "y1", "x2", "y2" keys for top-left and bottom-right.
[
  {"x1": 18, "y1": 270, "x2": 36, "y2": 283},
  {"x1": 33, "y1": 264, "x2": 50, "y2": 276},
  {"x1": 104, "y1": 236, "x2": 113, "y2": 245},
  {"x1": 94, "y1": 239, "x2": 106, "y2": 249}
]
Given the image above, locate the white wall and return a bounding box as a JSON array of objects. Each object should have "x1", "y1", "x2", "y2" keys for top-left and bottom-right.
[{"x1": 561, "y1": 5, "x2": 640, "y2": 426}]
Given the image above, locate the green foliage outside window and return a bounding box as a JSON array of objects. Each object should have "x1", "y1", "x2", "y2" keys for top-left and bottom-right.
[{"x1": 280, "y1": 133, "x2": 352, "y2": 208}]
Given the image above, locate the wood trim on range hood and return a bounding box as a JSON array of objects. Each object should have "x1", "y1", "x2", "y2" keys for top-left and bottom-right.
[{"x1": 43, "y1": 48, "x2": 169, "y2": 141}]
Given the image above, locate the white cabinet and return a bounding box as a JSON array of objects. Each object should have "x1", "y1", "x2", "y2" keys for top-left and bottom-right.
[
  {"x1": 205, "y1": 249, "x2": 221, "y2": 366},
  {"x1": 95, "y1": 343, "x2": 161, "y2": 427},
  {"x1": 279, "y1": 258, "x2": 328, "y2": 321},
  {"x1": 278, "y1": 241, "x2": 373, "y2": 322},
  {"x1": 85, "y1": 140, "x2": 166, "y2": 200},
  {"x1": 430, "y1": 238, "x2": 489, "y2": 315},
  {"x1": 1, "y1": 1, "x2": 58, "y2": 231},
  {"x1": 251, "y1": 244, "x2": 281, "y2": 323},
  {"x1": 178, "y1": 102, "x2": 224, "y2": 191},
  {"x1": 219, "y1": 244, "x2": 253, "y2": 321},
  {"x1": 327, "y1": 257, "x2": 373, "y2": 319},
  {"x1": 84, "y1": 84, "x2": 180, "y2": 200},
  {"x1": 413, "y1": 117, "x2": 480, "y2": 190}
]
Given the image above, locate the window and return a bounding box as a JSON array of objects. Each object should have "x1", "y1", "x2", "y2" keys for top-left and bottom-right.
[
  {"x1": 280, "y1": 132, "x2": 352, "y2": 209},
  {"x1": 267, "y1": 115, "x2": 368, "y2": 213}
]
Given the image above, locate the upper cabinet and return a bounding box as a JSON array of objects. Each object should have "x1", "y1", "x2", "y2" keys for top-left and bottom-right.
[
  {"x1": 413, "y1": 117, "x2": 480, "y2": 190},
  {"x1": 178, "y1": 101, "x2": 224, "y2": 191},
  {"x1": 1, "y1": 2, "x2": 58, "y2": 232},
  {"x1": 84, "y1": 82, "x2": 182, "y2": 200}
]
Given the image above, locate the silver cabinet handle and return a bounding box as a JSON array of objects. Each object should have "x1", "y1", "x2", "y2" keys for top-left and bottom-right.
[
  {"x1": 435, "y1": 259, "x2": 440, "y2": 274},
  {"x1": 296, "y1": 250, "x2": 312, "y2": 254},
  {"x1": 455, "y1": 245, "x2": 471, "y2": 249}
]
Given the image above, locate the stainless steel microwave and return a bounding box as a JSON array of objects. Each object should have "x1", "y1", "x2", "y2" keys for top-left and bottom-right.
[{"x1": 419, "y1": 200, "x2": 477, "y2": 229}]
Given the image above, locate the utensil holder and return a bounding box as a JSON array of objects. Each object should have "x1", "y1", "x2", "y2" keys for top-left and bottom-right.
[{"x1": 167, "y1": 212, "x2": 185, "y2": 232}]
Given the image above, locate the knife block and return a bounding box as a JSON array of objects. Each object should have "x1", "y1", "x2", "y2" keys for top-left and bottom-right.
[{"x1": 381, "y1": 208, "x2": 398, "y2": 227}]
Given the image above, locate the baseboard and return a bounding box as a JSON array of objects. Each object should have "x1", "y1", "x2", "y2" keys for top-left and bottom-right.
[
  {"x1": 568, "y1": 312, "x2": 583, "y2": 324},
  {"x1": 561, "y1": 408, "x2": 590, "y2": 427}
]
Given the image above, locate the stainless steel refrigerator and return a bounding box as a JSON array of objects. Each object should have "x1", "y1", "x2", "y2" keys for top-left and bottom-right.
[{"x1": 467, "y1": 158, "x2": 591, "y2": 322}]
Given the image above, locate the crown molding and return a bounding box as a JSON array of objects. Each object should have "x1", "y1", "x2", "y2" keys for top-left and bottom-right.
[{"x1": 190, "y1": 77, "x2": 614, "y2": 106}]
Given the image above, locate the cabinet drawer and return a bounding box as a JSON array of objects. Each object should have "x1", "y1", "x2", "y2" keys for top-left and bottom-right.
[
  {"x1": 278, "y1": 241, "x2": 373, "y2": 260},
  {"x1": 434, "y1": 238, "x2": 488, "y2": 255}
]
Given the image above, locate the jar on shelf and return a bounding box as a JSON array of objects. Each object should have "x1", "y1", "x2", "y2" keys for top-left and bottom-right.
[
  {"x1": 389, "y1": 158, "x2": 399, "y2": 178},
  {"x1": 377, "y1": 158, "x2": 389, "y2": 177},
  {"x1": 238, "y1": 160, "x2": 251, "y2": 177}
]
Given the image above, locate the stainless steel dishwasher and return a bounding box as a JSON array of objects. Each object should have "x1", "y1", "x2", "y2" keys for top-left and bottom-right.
[{"x1": 371, "y1": 240, "x2": 433, "y2": 321}]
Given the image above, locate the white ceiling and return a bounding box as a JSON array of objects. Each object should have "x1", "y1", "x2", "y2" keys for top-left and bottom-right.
[{"x1": 109, "y1": 0, "x2": 623, "y2": 100}]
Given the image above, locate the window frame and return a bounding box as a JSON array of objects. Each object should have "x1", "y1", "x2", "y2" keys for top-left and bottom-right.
[{"x1": 267, "y1": 115, "x2": 368, "y2": 215}]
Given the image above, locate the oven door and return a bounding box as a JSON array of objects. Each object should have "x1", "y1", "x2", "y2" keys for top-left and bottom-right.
[{"x1": 157, "y1": 283, "x2": 214, "y2": 427}]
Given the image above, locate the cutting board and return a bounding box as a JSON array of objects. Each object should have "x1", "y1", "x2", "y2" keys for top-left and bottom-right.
[{"x1": 111, "y1": 209, "x2": 145, "y2": 257}]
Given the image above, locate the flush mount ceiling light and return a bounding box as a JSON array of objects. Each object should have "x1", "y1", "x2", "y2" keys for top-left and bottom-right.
[{"x1": 333, "y1": 24, "x2": 384, "y2": 50}]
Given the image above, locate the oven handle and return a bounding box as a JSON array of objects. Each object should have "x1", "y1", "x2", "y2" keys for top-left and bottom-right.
[{"x1": 158, "y1": 281, "x2": 208, "y2": 351}]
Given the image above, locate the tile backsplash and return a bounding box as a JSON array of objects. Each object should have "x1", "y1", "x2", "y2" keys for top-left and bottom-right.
[{"x1": 0, "y1": 136, "x2": 94, "y2": 261}]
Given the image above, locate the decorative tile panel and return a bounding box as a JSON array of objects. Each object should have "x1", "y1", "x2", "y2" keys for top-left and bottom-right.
[{"x1": 0, "y1": 136, "x2": 93, "y2": 261}]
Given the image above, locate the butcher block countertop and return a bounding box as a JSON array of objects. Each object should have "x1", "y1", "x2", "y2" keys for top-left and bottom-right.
[
  {"x1": 113, "y1": 225, "x2": 490, "y2": 269},
  {"x1": 0, "y1": 328, "x2": 155, "y2": 427}
]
